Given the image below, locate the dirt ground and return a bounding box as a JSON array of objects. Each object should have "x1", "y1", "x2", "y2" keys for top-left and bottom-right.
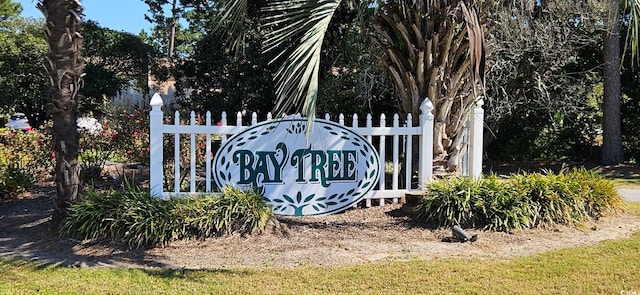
[{"x1": 1, "y1": 162, "x2": 639, "y2": 269}]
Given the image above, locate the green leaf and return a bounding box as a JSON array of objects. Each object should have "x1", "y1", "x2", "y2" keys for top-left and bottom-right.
[
  {"x1": 283, "y1": 194, "x2": 294, "y2": 203},
  {"x1": 219, "y1": 171, "x2": 226, "y2": 181},
  {"x1": 304, "y1": 194, "x2": 315, "y2": 203}
]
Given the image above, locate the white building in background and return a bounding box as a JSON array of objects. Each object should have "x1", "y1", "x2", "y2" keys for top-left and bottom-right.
[{"x1": 110, "y1": 76, "x2": 179, "y2": 112}]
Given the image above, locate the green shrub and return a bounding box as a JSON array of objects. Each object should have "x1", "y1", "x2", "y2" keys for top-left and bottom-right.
[
  {"x1": 0, "y1": 164, "x2": 35, "y2": 198},
  {"x1": 510, "y1": 171, "x2": 586, "y2": 227},
  {"x1": 564, "y1": 168, "x2": 624, "y2": 218},
  {"x1": 173, "y1": 186, "x2": 274, "y2": 238},
  {"x1": 413, "y1": 169, "x2": 624, "y2": 231},
  {"x1": 109, "y1": 107, "x2": 150, "y2": 164},
  {"x1": 76, "y1": 108, "x2": 151, "y2": 181},
  {"x1": 479, "y1": 176, "x2": 532, "y2": 231},
  {"x1": 0, "y1": 128, "x2": 53, "y2": 198},
  {"x1": 61, "y1": 185, "x2": 275, "y2": 248},
  {"x1": 414, "y1": 177, "x2": 485, "y2": 228}
]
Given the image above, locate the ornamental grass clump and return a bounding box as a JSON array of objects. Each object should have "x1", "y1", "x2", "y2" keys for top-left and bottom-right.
[
  {"x1": 510, "y1": 170, "x2": 589, "y2": 227},
  {"x1": 61, "y1": 185, "x2": 275, "y2": 248},
  {"x1": 173, "y1": 186, "x2": 275, "y2": 238},
  {"x1": 479, "y1": 176, "x2": 532, "y2": 231},
  {"x1": 414, "y1": 177, "x2": 485, "y2": 228},
  {"x1": 565, "y1": 168, "x2": 624, "y2": 218},
  {"x1": 413, "y1": 168, "x2": 624, "y2": 232}
]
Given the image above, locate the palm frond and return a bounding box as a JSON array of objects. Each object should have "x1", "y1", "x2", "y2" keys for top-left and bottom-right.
[
  {"x1": 210, "y1": 0, "x2": 248, "y2": 51},
  {"x1": 625, "y1": 0, "x2": 640, "y2": 66},
  {"x1": 459, "y1": 1, "x2": 486, "y2": 97},
  {"x1": 262, "y1": 0, "x2": 341, "y2": 119}
]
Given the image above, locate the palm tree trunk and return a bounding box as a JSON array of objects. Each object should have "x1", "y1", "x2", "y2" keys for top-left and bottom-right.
[
  {"x1": 38, "y1": 0, "x2": 84, "y2": 217},
  {"x1": 602, "y1": 0, "x2": 624, "y2": 165},
  {"x1": 373, "y1": 1, "x2": 484, "y2": 175}
]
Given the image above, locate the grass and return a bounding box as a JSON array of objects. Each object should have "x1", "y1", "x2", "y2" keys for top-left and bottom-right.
[
  {"x1": 2, "y1": 202, "x2": 640, "y2": 294},
  {"x1": 611, "y1": 177, "x2": 640, "y2": 188}
]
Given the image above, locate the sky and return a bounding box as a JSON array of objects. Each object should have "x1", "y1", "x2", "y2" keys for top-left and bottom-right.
[{"x1": 17, "y1": 0, "x2": 152, "y2": 34}]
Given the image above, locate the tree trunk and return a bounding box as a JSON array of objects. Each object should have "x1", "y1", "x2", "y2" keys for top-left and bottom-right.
[
  {"x1": 373, "y1": 1, "x2": 484, "y2": 176},
  {"x1": 168, "y1": 0, "x2": 177, "y2": 58},
  {"x1": 39, "y1": 0, "x2": 84, "y2": 217},
  {"x1": 602, "y1": 0, "x2": 624, "y2": 165}
]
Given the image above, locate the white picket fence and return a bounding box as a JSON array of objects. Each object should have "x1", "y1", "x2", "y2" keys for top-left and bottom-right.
[{"x1": 149, "y1": 93, "x2": 484, "y2": 207}]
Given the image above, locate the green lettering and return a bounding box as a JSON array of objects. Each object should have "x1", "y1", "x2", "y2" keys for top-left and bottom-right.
[
  {"x1": 269, "y1": 142, "x2": 288, "y2": 183},
  {"x1": 233, "y1": 150, "x2": 255, "y2": 185},
  {"x1": 309, "y1": 150, "x2": 329, "y2": 187},
  {"x1": 343, "y1": 150, "x2": 357, "y2": 180},
  {"x1": 233, "y1": 142, "x2": 289, "y2": 186},
  {"x1": 327, "y1": 150, "x2": 341, "y2": 180},
  {"x1": 325, "y1": 150, "x2": 357, "y2": 181},
  {"x1": 291, "y1": 148, "x2": 310, "y2": 182}
]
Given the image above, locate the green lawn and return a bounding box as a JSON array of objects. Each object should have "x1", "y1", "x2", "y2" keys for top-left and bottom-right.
[{"x1": 2, "y1": 203, "x2": 640, "y2": 295}]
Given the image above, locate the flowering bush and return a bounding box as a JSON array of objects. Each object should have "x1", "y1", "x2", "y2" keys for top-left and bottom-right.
[
  {"x1": 77, "y1": 107, "x2": 151, "y2": 181},
  {"x1": 0, "y1": 128, "x2": 53, "y2": 198},
  {"x1": 113, "y1": 107, "x2": 150, "y2": 164},
  {"x1": 77, "y1": 117, "x2": 103, "y2": 136},
  {"x1": 78, "y1": 117, "x2": 119, "y2": 180}
]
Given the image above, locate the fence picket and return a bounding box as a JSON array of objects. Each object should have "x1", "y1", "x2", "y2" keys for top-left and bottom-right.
[
  {"x1": 365, "y1": 113, "x2": 373, "y2": 208},
  {"x1": 221, "y1": 112, "x2": 228, "y2": 143},
  {"x1": 406, "y1": 114, "x2": 413, "y2": 191},
  {"x1": 190, "y1": 112, "x2": 196, "y2": 193},
  {"x1": 392, "y1": 114, "x2": 399, "y2": 203},
  {"x1": 174, "y1": 111, "x2": 180, "y2": 193},
  {"x1": 378, "y1": 114, "x2": 386, "y2": 206},
  {"x1": 352, "y1": 114, "x2": 359, "y2": 208},
  {"x1": 206, "y1": 111, "x2": 212, "y2": 193}
]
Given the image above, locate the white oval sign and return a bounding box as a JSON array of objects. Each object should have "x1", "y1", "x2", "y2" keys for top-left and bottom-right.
[{"x1": 213, "y1": 118, "x2": 380, "y2": 216}]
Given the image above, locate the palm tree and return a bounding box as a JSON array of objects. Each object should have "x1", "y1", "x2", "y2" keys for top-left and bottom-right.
[
  {"x1": 214, "y1": 0, "x2": 485, "y2": 174},
  {"x1": 37, "y1": 0, "x2": 84, "y2": 217},
  {"x1": 373, "y1": 1, "x2": 485, "y2": 173}
]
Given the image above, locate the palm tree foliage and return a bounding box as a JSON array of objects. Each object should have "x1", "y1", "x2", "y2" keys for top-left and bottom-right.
[
  {"x1": 214, "y1": 0, "x2": 341, "y2": 118},
  {"x1": 624, "y1": 0, "x2": 640, "y2": 64}
]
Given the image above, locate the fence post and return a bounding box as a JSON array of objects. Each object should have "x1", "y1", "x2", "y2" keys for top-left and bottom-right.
[
  {"x1": 469, "y1": 98, "x2": 484, "y2": 180},
  {"x1": 149, "y1": 93, "x2": 164, "y2": 198},
  {"x1": 419, "y1": 98, "x2": 434, "y2": 188}
]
